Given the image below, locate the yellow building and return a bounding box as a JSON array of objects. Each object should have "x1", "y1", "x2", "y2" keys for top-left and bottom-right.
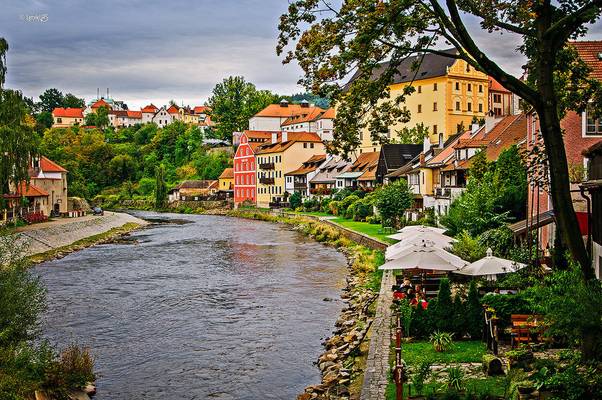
[
  {"x1": 218, "y1": 168, "x2": 234, "y2": 191},
  {"x1": 255, "y1": 131, "x2": 325, "y2": 208},
  {"x1": 354, "y1": 49, "x2": 489, "y2": 153}
]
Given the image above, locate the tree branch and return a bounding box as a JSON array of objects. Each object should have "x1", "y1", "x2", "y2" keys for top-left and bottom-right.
[
  {"x1": 435, "y1": 0, "x2": 540, "y2": 105},
  {"x1": 545, "y1": 0, "x2": 602, "y2": 46}
]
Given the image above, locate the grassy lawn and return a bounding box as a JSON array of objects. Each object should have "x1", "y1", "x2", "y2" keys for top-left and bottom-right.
[
  {"x1": 403, "y1": 340, "x2": 486, "y2": 365},
  {"x1": 385, "y1": 376, "x2": 506, "y2": 399},
  {"x1": 329, "y1": 217, "x2": 398, "y2": 244},
  {"x1": 296, "y1": 211, "x2": 332, "y2": 217}
]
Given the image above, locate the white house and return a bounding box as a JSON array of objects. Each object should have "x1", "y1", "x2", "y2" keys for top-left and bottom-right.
[
  {"x1": 141, "y1": 104, "x2": 159, "y2": 124},
  {"x1": 152, "y1": 107, "x2": 174, "y2": 128}
]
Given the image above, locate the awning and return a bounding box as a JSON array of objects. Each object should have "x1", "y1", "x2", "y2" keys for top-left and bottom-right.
[{"x1": 509, "y1": 210, "x2": 555, "y2": 235}]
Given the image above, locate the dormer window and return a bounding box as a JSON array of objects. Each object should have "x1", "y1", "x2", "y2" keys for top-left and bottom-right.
[{"x1": 585, "y1": 105, "x2": 602, "y2": 136}]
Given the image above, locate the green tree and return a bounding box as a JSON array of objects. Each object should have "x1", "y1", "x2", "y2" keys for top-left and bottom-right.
[
  {"x1": 38, "y1": 88, "x2": 64, "y2": 113},
  {"x1": 432, "y1": 278, "x2": 454, "y2": 333},
  {"x1": 35, "y1": 111, "x2": 54, "y2": 129},
  {"x1": 62, "y1": 93, "x2": 84, "y2": 108},
  {"x1": 277, "y1": 0, "x2": 602, "y2": 278},
  {"x1": 289, "y1": 192, "x2": 302, "y2": 209},
  {"x1": 207, "y1": 76, "x2": 279, "y2": 140},
  {"x1": 466, "y1": 280, "x2": 482, "y2": 340},
  {"x1": 468, "y1": 150, "x2": 490, "y2": 181},
  {"x1": 493, "y1": 145, "x2": 527, "y2": 220},
  {"x1": 154, "y1": 164, "x2": 167, "y2": 209},
  {"x1": 395, "y1": 123, "x2": 430, "y2": 145},
  {"x1": 373, "y1": 179, "x2": 413, "y2": 227},
  {"x1": 108, "y1": 154, "x2": 136, "y2": 184}
]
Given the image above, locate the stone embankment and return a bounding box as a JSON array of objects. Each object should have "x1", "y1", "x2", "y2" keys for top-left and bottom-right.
[{"x1": 17, "y1": 212, "x2": 147, "y2": 259}]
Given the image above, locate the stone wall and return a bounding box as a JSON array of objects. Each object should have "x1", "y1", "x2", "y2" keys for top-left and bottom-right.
[{"x1": 18, "y1": 212, "x2": 147, "y2": 256}]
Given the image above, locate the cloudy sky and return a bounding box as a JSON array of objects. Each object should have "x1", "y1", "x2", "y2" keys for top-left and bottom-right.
[{"x1": 2, "y1": 1, "x2": 601, "y2": 109}]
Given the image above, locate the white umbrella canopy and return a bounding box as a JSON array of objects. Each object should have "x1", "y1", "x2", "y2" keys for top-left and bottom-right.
[
  {"x1": 385, "y1": 235, "x2": 455, "y2": 260},
  {"x1": 455, "y1": 248, "x2": 526, "y2": 277},
  {"x1": 379, "y1": 243, "x2": 467, "y2": 271},
  {"x1": 388, "y1": 226, "x2": 448, "y2": 241}
]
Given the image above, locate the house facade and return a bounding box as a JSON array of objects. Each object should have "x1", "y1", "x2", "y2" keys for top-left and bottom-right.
[
  {"x1": 284, "y1": 154, "x2": 326, "y2": 197},
  {"x1": 52, "y1": 107, "x2": 84, "y2": 128},
  {"x1": 248, "y1": 100, "x2": 306, "y2": 131},
  {"x1": 255, "y1": 131, "x2": 325, "y2": 208},
  {"x1": 29, "y1": 156, "x2": 69, "y2": 216},
  {"x1": 233, "y1": 130, "x2": 273, "y2": 206},
  {"x1": 349, "y1": 49, "x2": 489, "y2": 153},
  {"x1": 218, "y1": 168, "x2": 234, "y2": 191}
]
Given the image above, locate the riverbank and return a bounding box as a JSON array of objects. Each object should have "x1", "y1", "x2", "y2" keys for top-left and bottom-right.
[
  {"x1": 18, "y1": 212, "x2": 148, "y2": 263},
  {"x1": 226, "y1": 209, "x2": 385, "y2": 400}
]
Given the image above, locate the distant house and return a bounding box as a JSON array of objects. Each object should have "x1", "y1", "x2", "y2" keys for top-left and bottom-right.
[
  {"x1": 582, "y1": 141, "x2": 602, "y2": 278},
  {"x1": 280, "y1": 103, "x2": 324, "y2": 133},
  {"x1": 315, "y1": 108, "x2": 336, "y2": 141},
  {"x1": 168, "y1": 180, "x2": 219, "y2": 202},
  {"x1": 309, "y1": 156, "x2": 351, "y2": 195},
  {"x1": 335, "y1": 151, "x2": 380, "y2": 190},
  {"x1": 218, "y1": 168, "x2": 234, "y2": 191},
  {"x1": 52, "y1": 107, "x2": 84, "y2": 128},
  {"x1": 29, "y1": 156, "x2": 69, "y2": 216},
  {"x1": 249, "y1": 100, "x2": 307, "y2": 131},
  {"x1": 141, "y1": 104, "x2": 159, "y2": 124},
  {"x1": 152, "y1": 106, "x2": 174, "y2": 128}
]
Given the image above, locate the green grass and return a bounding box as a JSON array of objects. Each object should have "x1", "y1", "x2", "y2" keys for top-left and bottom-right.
[
  {"x1": 296, "y1": 211, "x2": 331, "y2": 217},
  {"x1": 403, "y1": 340, "x2": 486, "y2": 365},
  {"x1": 330, "y1": 217, "x2": 398, "y2": 244},
  {"x1": 385, "y1": 376, "x2": 506, "y2": 399}
]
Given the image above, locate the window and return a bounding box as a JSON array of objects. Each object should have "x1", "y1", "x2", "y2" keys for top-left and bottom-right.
[
  {"x1": 479, "y1": 85, "x2": 483, "y2": 93},
  {"x1": 433, "y1": 125, "x2": 438, "y2": 134},
  {"x1": 433, "y1": 83, "x2": 438, "y2": 91},
  {"x1": 303, "y1": 143, "x2": 307, "y2": 148},
  {"x1": 433, "y1": 102, "x2": 438, "y2": 111},
  {"x1": 493, "y1": 94, "x2": 502, "y2": 103},
  {"x1": 456, "y1": 101, "x2": 461, "y2": 111},
  {"x1": 310, "y1": 143, "x2": 314, "y2": 148},
  {"x1": 417, "y1": 104, "x2": 422, "y2": 113},
  {"x1": 467, "y1": 83, "x2": 472, "y2": 92},
  {"x1": 57, "y1": 118, "x2": 62, "y2": 123},
  {"x1": 467, "y1": 102, "x2": 472, "y2": 112},
  {"x1": 478, "y1": 103, "x2": 483, "y2": 113},
  {"x1": 417, "y1": 85, "x2": 422, "y2": 93},
  {"x1": 586, "y1": 106, "x2": 602, "y2": 136},
  {"x1": 455, "y1": 82, "x2": 460, "y2": 90}
]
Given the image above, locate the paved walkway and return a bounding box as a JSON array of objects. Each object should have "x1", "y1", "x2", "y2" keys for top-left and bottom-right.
[{"x1": 360, "y1": 269, "x2": 394, "y2": 400}]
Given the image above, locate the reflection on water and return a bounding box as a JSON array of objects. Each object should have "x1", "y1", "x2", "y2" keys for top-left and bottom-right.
[{"x1": 35, "y1": 212, "x2": 346, "y2": 399}]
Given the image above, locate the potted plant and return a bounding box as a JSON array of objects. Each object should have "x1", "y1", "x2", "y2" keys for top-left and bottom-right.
[{"x1": 429, "y1": 331, "x2": 453, "y2": 352}]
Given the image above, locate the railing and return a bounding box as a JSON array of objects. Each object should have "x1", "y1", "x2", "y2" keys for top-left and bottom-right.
[
  {"x1": 259, "y1": 162, "x2": 275, "y2": 170},
  {"x1": 434, "y1": 187, "x2": 452, "y2": 198},
  {"x1": 259, "y1": 177, "x2": 275, "y2": 185},
  {"x1": 269, "y1": 201, "x2": 290, "y2": 209},
  {"x1": 309, "y1": 188, "x2": 332, "y2": 195},
  {"x1": 293, "y1": 183, "x2": 307, "y2": 190}
]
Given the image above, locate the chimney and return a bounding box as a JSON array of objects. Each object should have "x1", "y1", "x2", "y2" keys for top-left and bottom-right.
[
  {"x1": 422, "y1": 136, "x2": 431, "y2": 153},
  {"x1": 281, "y1": 131, "x2": 288, "y2": 142},
  {"x1": 279, "y1": 99, "x2": 289, "y2": 108},
  {"x1": 471, "y1": 123, "x2": 480, "y2": 134},
  {"x1": 271, "y1": 132, "x2": 278, "y2": 143},
  {"x1": 485, "y1": 115, "x2": 500, "y2": 134},
  {"x1": 419, "y1": 153, "x2": 425, "y2": 166}
]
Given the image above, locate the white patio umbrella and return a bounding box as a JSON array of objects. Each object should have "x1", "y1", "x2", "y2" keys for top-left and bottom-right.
[
  {"x1": 379, "y1": 242, "x2": 467, "y2": 271},
  {"x1": 386, "y1": 235, "x2": 455, "y2": 260},
  {"x1": 388, "y1": 226, "x2": 448, "y2": 241},
  {"x1": 454, "y1": 248, "x2": 526, "y2": 278}
]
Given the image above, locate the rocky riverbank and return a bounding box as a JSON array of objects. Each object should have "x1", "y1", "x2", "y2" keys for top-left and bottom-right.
[
  {"x1": 225, "y1": 209, "x2": 384, "y2": 400},
  {"x1": 17, "y1": 212, "x2": 148, "y2": 263}
]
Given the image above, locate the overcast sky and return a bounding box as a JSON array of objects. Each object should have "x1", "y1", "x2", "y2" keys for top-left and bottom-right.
[{"x1": 2, "y1": 1, "x2": 601, "y2": 109}]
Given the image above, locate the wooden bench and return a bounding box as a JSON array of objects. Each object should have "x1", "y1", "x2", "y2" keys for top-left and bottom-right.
[{"x1": 511, "y1": 314, "x2": 544, "y2": 348}]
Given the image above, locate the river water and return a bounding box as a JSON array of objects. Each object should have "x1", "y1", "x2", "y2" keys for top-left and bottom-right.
[{"x1": 34, "y1": 212, "x2": 347, "y2": 399}]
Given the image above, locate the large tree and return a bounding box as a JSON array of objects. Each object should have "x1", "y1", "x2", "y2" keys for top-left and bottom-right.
[
  {"x1": 278, "y1": 0, "x2": 602, "y2": 279},
  {"x1": 207, "y1": 76, "x2": 279, "y2": 141},
  {"x1": 0, "y1": 39, "x2": 38, "y2": 196}
]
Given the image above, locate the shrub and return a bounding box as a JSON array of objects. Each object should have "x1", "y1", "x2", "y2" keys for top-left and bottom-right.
[
  {"x1": 430, "y1": 331, "x2": 453, "y2": 352},
  {"x1": 351, "y1": 199, "x2": 373, "y2": 221},
  {"x1": 366, "y1": 215, "x2": 381, "y2": 224},
  {"x1": 373, "y1": 179, "x2": 413, "y2": 228},
  {"x1": 432, "y1": 278, "x2": 454, "y2": 332},
  {"x1": 302, "y1": 197, "x2": 319, "y2": 212},
  {"x1": 446, "y1": 365, "x2": 465, "y2": 392},
  {"x1": 289, "y1": 192, "x2": 302, "y2": 210},
  {"x1": 338, "y1": 194, "x2": 360, "y2": 215},
  {"x1": 466, "y1": 280, "x2": 482, "y2": 339},
  {"x1": 451, "y1": 292, "x2": 466, "y2": 338},
  {"x1": 480, "y1": 292, "x2": 533, "y2": 328},
  {"x1": 320, "y1": 197, "x2": 332, "y2": 212},
  {"x1": 450, "y1": 231, "x2": 486, "y2": 262},
  {"x1": 328, "y1": 200, "x2": 340, "y2": 215}
]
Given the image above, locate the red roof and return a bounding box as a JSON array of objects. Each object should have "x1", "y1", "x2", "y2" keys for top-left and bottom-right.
[
  {"x1": 218, "y1": 168, "x2": 234, "y2": 179},
  {"x1": 141, "y1": 104, "x2": 159, "y2": 113},
  {"x1": 16, "y1": 181, "x2": 49, "y2": 197},
  {"x1": 488, "y1": 77, "x2": 510, "y2": 93},
  {"x1": 254, "y1": 103, "x2": 305, "y2": 118},
  {"x1": 127, "y1": 110, "x2": 142, "y2": 118},
  {"x1": 281, "y1": 107, "x2": 325, "y2": 126},
  {"x1": 194, "y1": 106, "x2": 211, "y2": 114},
  {"x1": 571, "y1": 41, "x2": 602, "y2": 80},
  {"x1": 91, "y1": 99, "x2": 111, "y2": 109},
  {"x1": 40, "y1": 156, "x2": 67, "y2": 173},
  {"x1": 255, "y1": 131, "x2": 323, "y2": 154},
  {"x1": 52, "y1": 107, "x2": 84, "y2": 118},
  {"x1": 317, "y1": 108, "x2": 335, "y2": 120},
  {"x1": 167, "y1": 105, "x2": 180, "y2": 114}
]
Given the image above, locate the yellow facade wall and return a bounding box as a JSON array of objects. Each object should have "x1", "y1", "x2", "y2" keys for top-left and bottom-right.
[{"x1": 219, "y1": 177, "x2": 233, "y2": 191}]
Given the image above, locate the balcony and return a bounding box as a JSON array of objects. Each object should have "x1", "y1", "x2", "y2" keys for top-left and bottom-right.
[
  {"x1": 310, "y1": 188, "x2": 332, "y2": 195},
  {"x1": 259, "y1": 162, "x2": 275, "y2": 170},
  {"x1": 434, "y1": 187, "x2": 452, "y2": 198},
  {"x1": 294, "y1": 182, "x2": 307, "y2": 190},
  {"x1": 259, "y1": 177, "x2": 275, "y2": 185}
]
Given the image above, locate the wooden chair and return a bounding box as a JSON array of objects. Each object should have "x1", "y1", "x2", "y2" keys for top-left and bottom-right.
[{"x1": 510, "y1": 314, "x2": 543, "y2": 347}]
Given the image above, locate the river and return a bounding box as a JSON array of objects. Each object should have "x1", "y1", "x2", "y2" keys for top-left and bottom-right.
[{"x1": 34, "y1": 212, "x2": 347, "y2": 399}]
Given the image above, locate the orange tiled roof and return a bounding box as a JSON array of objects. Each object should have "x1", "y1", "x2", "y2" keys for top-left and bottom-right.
[
  {"x1": 194, "y1": 106, "x2": 211, "y2": 114},
  {"x1": 52, "y1": 107, "x2": 84, "y2": 118},
  {"x1": 351, "y1": 151, "x2": 379, "y2": 181},
  {"x1": 484, "y1": 114, "x2": 527, "y2": 160},
  {"x1": 305, "y1": 154, "x2": 327, "y2": 163},
  {"x1": 14, "y1": 181, "x2": 49, "y2": 197},
  {"x1": 141, "y1": 104, "x2": 158, "y2": 113},
  {"x1": 281, "y1": 107, "x2": 325, "y2": 126},
  {"x1": 488, "y1": 77, "x2": 510, "y2": 93},
  {"x1": 91, "y1": 99, "x2": 111, "y2": 109},
  {"x1": 253, "y1": 103, "x2": 305, "y2": 118},
  {"x1": 167, "y1": 105, "x2": 180, "y2": 114},
  {"x1": 571, "y1": 41, "x2": 602, "y2": 80},
  {"x1": 40, "y1": 156, "x2": 67, "y2": 173},
  {"x1": 318, "y1": 108, "x2": 335, "y2": 120},
  {"x1": 426, "y1": 130, "x2": 472, "y2": 166},
  {"x1": 255, "y1": 131, "x2": 322, "y2": 154},
  {"x1": 127, "y1": 110, "x2": 142, "y2": 118},
  {"x1": 219, "y1": 168, "x2": 234, "y2": 179},
  {"x1": 243, "y1": 130, "x2": 274, "y2": 140}
]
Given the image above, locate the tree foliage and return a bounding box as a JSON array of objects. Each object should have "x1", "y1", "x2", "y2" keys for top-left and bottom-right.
[
  {"x1": 37, "y1": 88, "x2": 84, "y2": 113},
  {"x1": 373, "y1": 179, "x2": 412, "y2": 227},
  {"x1": 277, "y1": 0, "x2": 602, "y2": 277},
  {"x1": 207, "y1": 76, "x2": 280, "y2": 140},
  {"x1": 154, "y1": 164, "x2": 167, "y2": 209}
]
